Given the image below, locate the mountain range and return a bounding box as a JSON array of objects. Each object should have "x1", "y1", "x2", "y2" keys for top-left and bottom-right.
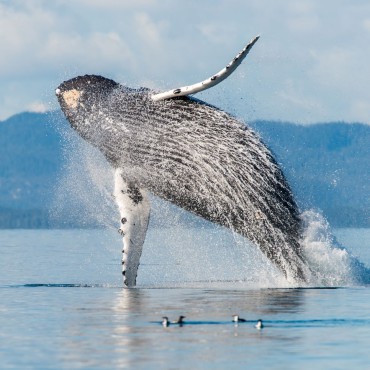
[{"x1": 0, "y1": 111, "x2": 368, "y2": 228}]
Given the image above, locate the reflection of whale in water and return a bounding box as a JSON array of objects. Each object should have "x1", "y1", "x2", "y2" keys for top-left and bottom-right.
[{"x1": 55, "y1": 36, "x2": 310, "y2": 286}]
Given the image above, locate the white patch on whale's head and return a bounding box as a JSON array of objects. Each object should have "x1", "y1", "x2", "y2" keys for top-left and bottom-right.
[
  {"x1": 60, "y1": 89, "x2": 82, "y2": 109},
  {"x1": 56, "y1": 75, "x2": 118, "y2": 118}
]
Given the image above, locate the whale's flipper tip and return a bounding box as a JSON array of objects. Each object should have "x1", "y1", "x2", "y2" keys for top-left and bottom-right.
[{"x1": 151, "y1": 34, "x2": 260, "y2": 102}]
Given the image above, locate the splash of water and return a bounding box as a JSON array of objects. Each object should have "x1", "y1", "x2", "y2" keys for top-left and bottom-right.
[
  {"x1": 52, "y1": 117, "x2": 370, "y2": 288},
  {"x1": 50, "y1": 122, "x2": 117, "y2": 229},
  {"x1": 300, "y1": 210, "x2": 370, "y2": 287}
]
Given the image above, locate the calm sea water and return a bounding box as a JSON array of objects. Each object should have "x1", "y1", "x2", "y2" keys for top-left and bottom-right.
[{"x1": 1, "y1": 227, "x2": 370, "y2": 369}]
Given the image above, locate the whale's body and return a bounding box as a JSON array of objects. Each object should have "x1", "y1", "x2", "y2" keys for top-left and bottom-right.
[{"x1": 56, "y1": 74, "x2": 309, "y2": 285}]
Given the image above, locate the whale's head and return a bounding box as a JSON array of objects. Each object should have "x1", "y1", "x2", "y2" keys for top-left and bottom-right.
[
  {"x1": 56, "y1": 75, "x2": 119, "y2": 131},
  {"x1": 55, "y1": 75, "x2": 152, "y2": 141},
  {"x1": 56, "y1": 74, "x2": 153, "y2": 165}
]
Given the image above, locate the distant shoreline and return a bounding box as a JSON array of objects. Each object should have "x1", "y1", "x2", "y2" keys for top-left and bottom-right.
[{"x1": 1, "y1": 112, "x2": 369, "y2": 229}]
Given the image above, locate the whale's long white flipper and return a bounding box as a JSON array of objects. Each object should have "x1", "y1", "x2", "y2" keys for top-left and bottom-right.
[
  {"x1": 151, "y1": 35, "x2": 259, "y2": 102},
  {"x1": 114, "y1": 169, "x2": 150, "y2": 287}
]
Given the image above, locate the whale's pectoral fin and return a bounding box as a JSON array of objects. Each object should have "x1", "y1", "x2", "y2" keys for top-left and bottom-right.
[
  {"x1": 114, "y1": 169, "x2": 150, "y2": 287},
  {"x1": 151, "y1": 35, "x2": 259, "y2": 101}
]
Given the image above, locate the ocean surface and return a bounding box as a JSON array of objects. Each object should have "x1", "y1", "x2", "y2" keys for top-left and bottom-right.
[{"x1": 1, "y1": 227, "x2": 370, "y2": 369}]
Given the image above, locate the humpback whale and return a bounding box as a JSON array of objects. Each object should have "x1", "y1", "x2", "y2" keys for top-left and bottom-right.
[{"x1": 55, "y1": 36, "x2": 310, "y2": 286}]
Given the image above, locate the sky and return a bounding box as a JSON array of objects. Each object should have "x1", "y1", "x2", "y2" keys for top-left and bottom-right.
[{"x1": 1, "y1": 0, "x2": 370, "y2": 124}]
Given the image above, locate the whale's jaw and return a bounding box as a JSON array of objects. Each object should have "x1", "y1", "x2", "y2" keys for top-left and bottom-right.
[{"x1": 56, "y1": 74, "x2": 310, "y2": 285}]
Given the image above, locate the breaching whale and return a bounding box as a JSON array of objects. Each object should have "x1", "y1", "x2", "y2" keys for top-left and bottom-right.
[{"x1": 55, "y1": 36, "x2": 310, "y2": 286}]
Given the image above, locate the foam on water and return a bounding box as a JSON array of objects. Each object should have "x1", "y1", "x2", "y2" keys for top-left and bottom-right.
[
  {"x1": 138, "y1": 209, "x2": 370, "y2": 289},
  {"x1": 51, "y1": 126, "x2": 117, "y2": 230},
  {"x1": 300, "y1": 210, "x2": 370, "y2": 287},
  {"x1": 53, "y1": 117, "x2": 370, "y2": 289}
]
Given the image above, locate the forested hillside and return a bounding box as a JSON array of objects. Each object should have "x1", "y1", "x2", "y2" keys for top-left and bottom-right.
[{"x1": 0, "y1": 112, "x2": 368, "y2": 228}]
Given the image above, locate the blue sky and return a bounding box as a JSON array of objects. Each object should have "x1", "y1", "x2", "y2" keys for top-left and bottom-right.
[{"x1": 1, "y1": 0, "x2": 370, "y2": 124}]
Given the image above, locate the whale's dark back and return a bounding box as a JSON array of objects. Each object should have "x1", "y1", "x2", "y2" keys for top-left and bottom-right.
[{"x1": 57, "y1": 75, "x2": 309, "y2": 282}]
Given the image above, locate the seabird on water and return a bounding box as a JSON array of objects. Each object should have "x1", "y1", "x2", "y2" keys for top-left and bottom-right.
[
  {"x1": 162, "y1": 316, "x2": 170, "y2": 327},
  {"x1": 255, "y1": 319, "x2": 264, "y2": 330},
  {"x1": 232, "y1": 315, "x2": 247, "y2": 323},
  {"x1": 172, "y1": 315, "x2": 186, "y2": 325}
]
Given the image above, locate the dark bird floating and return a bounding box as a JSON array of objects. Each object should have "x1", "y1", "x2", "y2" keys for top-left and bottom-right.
[
  {"x1": 232, "y1": 315, "x2": 247, "y2": 323},
  {"x1": 162, "y1": 316, "x2": 170, "y2": 327},
  {"x1": 172, "y1": 316, "x2": 186, "y2": 325},
  {"x1": 255, "y1": 319, "x2": 264, "y2": 330},
  {"x1": 56, "y1": 35, "x2": 310, "y2": 287}
]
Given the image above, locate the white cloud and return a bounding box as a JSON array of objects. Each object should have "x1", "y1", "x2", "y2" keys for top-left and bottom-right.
[
  {"x1": 27, "y1": 102, "x2": 48, "y2": 113},
  {"x1": 278, "y1": 88, "x2": 322, "y2": 112},
  {"x1": 0, "y1": 0, "x2": 370, "y2": 124},
  {"x1": 0, "y1": 3, "x2": 55, "y2": 76},
  {"x1": 288, "y1": 16, "x2": 319, "y2": 33},
  {"x1": 134, "y1": 12, "x2": 167, "y2": 49},
  {"x1": 288, "y1": 1, "x2": 316, "y2": 14},
  {"x1": 350, "y1": 100, "x2": 370, "y2": 123},
  {"x1": 197, "y1": 23, "x2": 237, "y2": 45},
  {"x1": 41, "y1": 31, "x2": 135, "y2": 72},
  {"x1": 363, "y1": 18, "x2": 370, "y2": 32},
  {"x1": 68, "y1": 0, "x2": 156, "y2": 9},
  {"x1": 309, "y1": 47, "x2": 356, "y2": 89},
  {"x1": 286, "y1": 0, "x2": 319, "y2": 33}
]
